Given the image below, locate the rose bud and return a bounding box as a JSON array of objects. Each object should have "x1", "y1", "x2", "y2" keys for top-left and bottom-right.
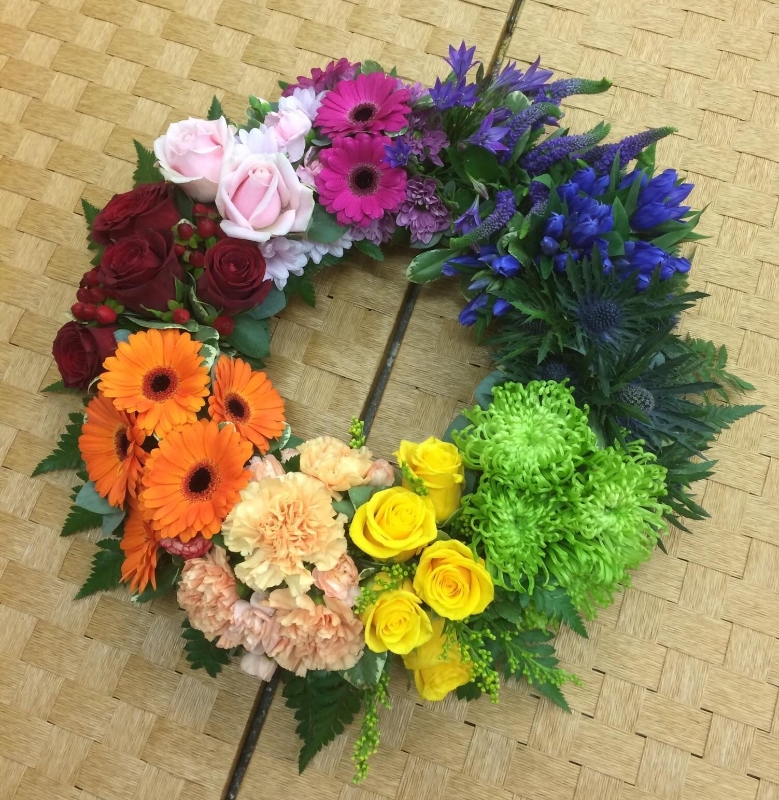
[
  {"x1": 52, "y1": 321, "x2": 118, "y2": 390},
  {"x1": 97, "y1": 229, "x2": 184, "y2": 313},
  {"x1": 91, "y1": 183, "x2": 181, "y2": 245},
  {"x1": 196, "y1": 238, "x2": 271, "y2": 315}
]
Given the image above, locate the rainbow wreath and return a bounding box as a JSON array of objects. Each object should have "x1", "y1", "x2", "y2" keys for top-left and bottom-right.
[{"x1": 37, "y1": 43, "x2": 759, "y2": 780}]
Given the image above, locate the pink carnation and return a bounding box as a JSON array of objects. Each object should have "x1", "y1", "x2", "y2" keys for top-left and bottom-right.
[
  {"x1": 366, "y1": 458, "x2": 395, "y2": 487},
  {"x1": 241, "y1": 649, "x2": 278, "y2": 681},
  {"x1": 267, "y1": 589, "x2": 364, "y2": 676},
  {"x1": 313, "y1": 553, "x2": 360, "y2": 606},
  {"x1": 218, "y1": 591, "x2": 280, "y2": 652},
  {"x1": 248, "y1": 453, "x2": 285, "y2": 482},
  {"x1": 177, "y1": 547, "x2": 239, "y2": 641}
]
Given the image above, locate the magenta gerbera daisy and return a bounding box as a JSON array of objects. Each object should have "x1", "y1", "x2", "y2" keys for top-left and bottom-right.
[
  {"x1": 316, "y1": 134, "x2": 407, "y2": 227},
  {"x1": 315, "y1": 72, "x2": 411, "y2": 137}
]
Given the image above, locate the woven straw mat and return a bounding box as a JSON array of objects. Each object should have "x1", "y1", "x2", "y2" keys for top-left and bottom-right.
[{"x1": 0, "y1": 0, "x2": 510, "y2": 799}]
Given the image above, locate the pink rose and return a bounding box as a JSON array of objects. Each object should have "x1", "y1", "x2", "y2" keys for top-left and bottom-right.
[
  {"x1": 262, "y1": 108, "x2": 311, "y2": 162},
  {"x1": 154, "y1": 117, "x2": 233, "y2": 202},
  {"x1": 248, "y1": 454, "x2": 285, "y2": 482},
  {"x1": 216, "y1": 152, "x2": 314, "y2": 243},
  {"x1": 366, "y1": 458, "x2": 395, "y2": 487},
  {"x1": 313, "y1": 553, "x2": 360, "y2": 607},
  {"x1": 241, "y1": 649, "x2": 278, "y2": 681}
]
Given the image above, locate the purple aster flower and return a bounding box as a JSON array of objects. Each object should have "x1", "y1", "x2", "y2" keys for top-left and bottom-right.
[
  {"x1": 459, "y1": 292, "x2": 489, "y2": 326},
  {"x1": 282, "y1": 58, "x2": 359, "y2": 96},
  {"x1": 611, "y1": 240, "x2": 691, "y2": 290},
  {"x1": 540, "y1": 77, "x2": 611, "y2": 104},
  {"x1": 444, "y1": 42, "x2": 478, "y2": 81},
  {"x1": 491, "y1": 254, "x2": 521, "y2": 277},
  {"x1": 454, "y1": 196, "x2": 482, "y2": 235},
  {"x1": 403, "y1": 128, "x2": 449, "y2": 167},
  {"x1": 491, "y1": 56, "x2": 554, "y2": 95},
  {"x1": 451, "y1": 190, "x2": 516, "y2": 248},
  {"x1": 406, "y1": 82, "x2": 429, "y2": 105},
  {"x1": 583, "y1": 127, "x2": 676, "y2": 175},
  {"x1": 384, "y1": 137, "x2": 412, "y2": 168},
  {"x1": 396, "y1": 176, "x2": 451, "y2": 245},
  {"x1": 350, "y1": 212, "x2": 396, "y2": 246},
  {"x1": 520, "y1": 122, "x2": 609, "y2": 176},
  {"x1": 620, "y1": 168, "x2": 693, "y2": 230},
  {"x1": 464, "y1": 110, "x2": 511, "y2": 154},
  {"x1": 429, "y1": 77, "x2": 479, "y2": 110}
]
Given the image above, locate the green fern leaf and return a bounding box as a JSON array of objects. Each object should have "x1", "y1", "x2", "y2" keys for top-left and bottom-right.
[
  {"x1": 61, "y1": 501, "x2": 102, "y2": 537},
  {"x1": 33, "y1": 412, "x2": 84, "y2": 476},
  {"x1": 75, "y1": 538, "x2": 123, "y2": 599},
  {"x1": 181, "y1": 619, "x2": 231, "y2": 677},
  {"x1": 132, "y1": 139, "x2": 162, "y2": 186}
]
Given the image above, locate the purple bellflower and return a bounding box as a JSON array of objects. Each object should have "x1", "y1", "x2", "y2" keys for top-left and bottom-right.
[{"x1": 464, "y1": 110, "x2": 511, "y2": 154}]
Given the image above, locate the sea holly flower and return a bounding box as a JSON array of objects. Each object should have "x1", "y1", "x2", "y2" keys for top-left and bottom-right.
[
  {"x1": 621, "y1": 168, "x2": 693, "y2": 230},
  {"x1": 315, "y1": 72, "x2": 411, "y2": 137},
  {"x1": 316, "y1": 133, "x2": 407, "y2": 227},
  {"x1": 395, "y1": 176, "x2": 451, "y2": 245},
  {"x1": 464, "y1": 110, "x2": 511, "y2": 154}
]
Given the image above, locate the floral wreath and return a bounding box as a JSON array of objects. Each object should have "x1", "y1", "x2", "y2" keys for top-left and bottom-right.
[{"x1": 38, "y1": 44, "x2": 759, "y2": 781}]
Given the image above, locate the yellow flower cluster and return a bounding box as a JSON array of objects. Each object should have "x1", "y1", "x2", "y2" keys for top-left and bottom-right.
[{"x1": 351, "y1": 438, "x2": 494, "y2": 701}]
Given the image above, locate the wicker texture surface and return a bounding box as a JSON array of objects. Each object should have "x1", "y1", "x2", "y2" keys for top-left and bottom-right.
[
  {"x1": 0, "y1": 0, "x2": 507, "y2": 798},
  {"x1": 256, "y1": 1, "x2": 779, "y2": 800}
]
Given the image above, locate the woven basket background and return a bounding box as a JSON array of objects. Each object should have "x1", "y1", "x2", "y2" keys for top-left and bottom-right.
[{"x1": 0, "y1": 1, "x2": 507, "y2": 799}]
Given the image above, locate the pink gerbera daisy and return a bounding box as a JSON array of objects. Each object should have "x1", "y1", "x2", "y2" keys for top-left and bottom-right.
[
  {"x1": 315, "y1": 72, "x2": 410, "y2": 137},
  {"x1": 316, "y1": 134, "x2": 407, "y2": 227}
]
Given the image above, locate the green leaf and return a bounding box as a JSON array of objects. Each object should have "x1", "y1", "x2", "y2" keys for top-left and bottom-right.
[
  {"x1": 492, "y1": 597, "x2": 524, "y2": 625},
  {"x1": 81, "y1": 199, "x2": 101, "y2": 229},
  {"x1": 61, "y1": 502, "x2": 102, "y2": 537},
  {"x1": 207, "y1": 95, "x2": 224, "y2": 121},
  {"x1": 226, "y1": 315, "x2": 271, "y2": 361},
  {"x1": 348, "y1": 485, "x2": 383, "y2": 510},
  {"x1": 75, "y1": 481, "x2": 117, "y2": 515},
  {"x1": 306, "y1": 205, "x2": 349, "y2": 244},
  {"x1": 443, "y1": 413, "x2": 469, "y2": 444},
  {"x1": 354, "y1": 239, "x2": 385, "y2": 261},
  {"x1": 133, "y1": 557, "x2": 182, "y2": 603},
  {"x1": 474, "y1": 371, "x2": 503, "y2": 409},
  {"x1": 611, "y1": 196, "x2": 629, "y2": 239},
  {"x1": 462, "y1": 145, "x2": 501, "y2": 185},
  {"x1": 174, "y1": 186, "x2": 194, "y2": 222},
  {"x1": 406, "y1": 248, "x2": 458, "y2": 284},
  {"x1": 285, "y1": 273, "x2": 317, "y2": 307},
  {"x1": 33, "y1": 412, "x2": 84, "y2": 476},
  {"x1": 246, "y1": 286, "x2": 287, "y2": 320},
  {"x1": 41, "y1": 380, "x2": 79, "y2": 394},
  {"x1": 75, "y1": 539, "x2": 123, "y2": 599},
  {"x1": 124, "y1": 315, "x2": 199, "y2": 333},
  {"x1": 532, "y1": 584, "x2": 588, "y2": 638},
  {"x1": 332, "y1": 498, "x2": 356, "y2": 522},
  {"x1": 360, "y1": 60, "x2": 384, "y2": 75},
  {"x1": 182, "y1": 619, "x2": 231, "y2": 677},
  {"x1": 282, "y1": 670, "x2": 363, "y2": 773},
  {"x1": 455, "y1": 682, "x2": 483, "y2": 701},
  {"x1": 132, "y1": 139, "x2": 162, "y2": 186},
  {"x1": 340, "y1": 649, "x2": 387, "y2": 689},
  {"x1": 532, "y1": 679, "x2": 571, "y2": 712}
]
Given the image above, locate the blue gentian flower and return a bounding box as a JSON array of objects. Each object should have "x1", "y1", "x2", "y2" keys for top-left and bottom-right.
[
  {"x1": 611, "y1": 240, "x2": 691, "y2": 289},
  {"x1": 621, "y1": 169, "x2": 693, "y2": 230},
  {"x1": 492, "y1": 254, "x2": 521, "y2": 277},
  {"x1": 493, "y1": 298, "x2": 512, "y2": 316},
  {"x1": 464, "y1": 110, "x2": 511, "y2": 154},
  {"x1": 459, "y1": 292, "x2": 489, "y2": 326}
]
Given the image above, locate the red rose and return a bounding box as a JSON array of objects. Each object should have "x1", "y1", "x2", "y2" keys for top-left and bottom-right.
[
  {"x1": 197, "y1": 238, "x2": 272, "y2": 314},
  {"x1": 98, "y1": 229, "x2": 184, "y2": 313},
  {"x1": 91, "y1": 183, "x2": 181, "y2": 245},
  {"x1": 52, "y1": 321, "x2": 118, "y2": 390}
]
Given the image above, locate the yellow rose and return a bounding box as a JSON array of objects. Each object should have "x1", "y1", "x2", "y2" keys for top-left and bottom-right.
[
  {"x1": 349, "y1": 487, "x2": 437, "y2": 561},
  {"x1": 361, "y1": 579, "x2": 433, "y2": 654},
  {"x1": 413, "y1": 540, "x2": 494, "y2": 620},
  {"x1": 403, "y1": 618, "x2": 472, "y2": 701},
  {"x1": 396, "y1": 437, "x2": 464, "y2": 522}
]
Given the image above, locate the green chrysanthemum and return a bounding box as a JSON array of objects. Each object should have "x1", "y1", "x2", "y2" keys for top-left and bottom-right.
[
  {"x1": 453, "y1": 381, "x2": 595, "y2": 492},
  {"x1": 461, "y1": 476, "x2": 563, "y2": 592},
  {"x1": 546, "y1": 441, "x2": 668, "y2": 615}
]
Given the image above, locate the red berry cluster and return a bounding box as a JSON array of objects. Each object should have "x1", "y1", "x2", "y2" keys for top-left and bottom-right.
[{"x1": 71, "y1": 269, "x2": 118, "y2": 325}]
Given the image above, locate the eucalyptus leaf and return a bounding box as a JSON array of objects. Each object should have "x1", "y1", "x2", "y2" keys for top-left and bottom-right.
[
  {"x1": 474, "y1": 371, "x2": 503, "y2": 409},
  {"x1": 124, "y1": 316, "x2": 199, "y2": 333},
  {"x1": 332, "y1": 498, "x2": 355, "y2": 522},
  {"x1": 443, "y1": 413, "x2": 469, "y2": 443},
  {"x1": 226, "y1": 315, "x2": 270, "y2": 361},
  {"x1": 247, "y1": 286, "x2": 287, "y2": 320},
  {"x1": 348, "y1": 485, "x2": 383, "y2": 509},
  {"x1": 306, "y1": 205, "x2": 349, "y2": 244},
  {"x1": 76, "y1": 481, "x2": 117, "y2": 515},
  {"x1": 101, "y1": 510, "x2": 125, "y2": 537}
]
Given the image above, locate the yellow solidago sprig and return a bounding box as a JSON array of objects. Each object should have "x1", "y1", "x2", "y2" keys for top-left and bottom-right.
[
  {"x1": 352, "y1": 666, "x2": 391, "y2": 783},
  {"x1": 348, "y1": 416, "x2": 366, "y2": 449}
]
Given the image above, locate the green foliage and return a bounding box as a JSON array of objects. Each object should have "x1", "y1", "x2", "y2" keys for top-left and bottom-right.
[
  {"x1": 282, "y1": 670, "x2": 363, "y2": 772},
  {"x1": 285, "y1": 273, "x2": 317, "y2": 306},
  {"x1": 81, "y1": 199, "x2": 101, "y2": 229},
  {"x1": 182, "y1": 619, "x2": 231, "y2": 678},
  {"x1": 75, "y1": 539, "x2": 123, "y2": 599},
  {"x1": 354, "y1": 239, "x2": 385, "y2": 261},
  {"x1": 132, "y1": 140, "x2": 162, "y2": 186},
  {"x1": 33, "y1": 412, "x2": 84, "y2": 476},
  {"x1": 406, "y1": 248, "x2": 460, "y2": 283},
  {"x1": 207, "y1": 95, "x2": 224, "y2": 121},
  {"x1": 306, "y1": 205, "x2": 349, "y2": 244},
  {"x1": 226, "y1": 315, "x2": 271, "y2": 362},
  {"x1": 133, "y1": 556, "x2": 182, "y2": 603},
  {"x1": 340, "y1": 649, "x2": 388, "y2": 690},
  {"x1": 352, "y1": 666, "x2": 390, "y2": 783},
  {"x1": 61, "y1": 501, "x2": 103, "y2": 537},
  {"x1": 527, "y1": 584, "x2": 588, "y2": 638}
]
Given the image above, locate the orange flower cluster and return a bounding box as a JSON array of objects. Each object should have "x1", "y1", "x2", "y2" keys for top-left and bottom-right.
[{"x1": 80, "y1": 328, "x2": 286, "y2": 593}]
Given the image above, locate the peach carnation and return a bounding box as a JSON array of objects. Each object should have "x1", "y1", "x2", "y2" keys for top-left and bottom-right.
[
  {"x1": 177, "y1": 547, "x2": 240, "y2": 641},
  {"x1": 297, "y1": 436, "x2": 373, "y2": 498},
  {"x1": 267, "y1": 588, "x2": 364, "y2": 676},
  {"x1": 218, "y1": 591, "x2": 280, "y2": 652},
  {"x1": 241, "y1": 649, "x2": 278, "y2": 681},
  {"x1": 313, "y1": 553, "x2": 360, "y2": 606},
  {"x1": 366, "y1": 458, "x2": 395, "y2": 487},
  {"x1": 248, "y1": 453, "x2": 285, "y2": 482},
  {"x1": 222, "y1": 472, "x2": 347, "y2": 596}
]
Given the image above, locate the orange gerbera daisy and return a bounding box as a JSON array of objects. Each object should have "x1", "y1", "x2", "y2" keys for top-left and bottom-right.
[
  {"x1": 140, "y1": 418, "x2": 252, "y2": 542},
  {"x1": 79, "y1": 394, "x2": 147, "y2": 508},
  {"x1": 209, "y1": 356, "x2": 286, "y2": 453},
  {"x1": 120, "y1": 506, "x2": 161, "y2": 594},
  {"x1": 98, "y1": 328, "x2": 210, "y2": 438}
]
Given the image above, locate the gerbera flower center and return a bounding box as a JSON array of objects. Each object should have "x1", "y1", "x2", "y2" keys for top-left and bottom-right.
[
  {"x1": 183, "y1": 461, "x2": 219, "y2": 500},
  {"x1": 349, "y1": 164, "x2": 380, "y2": 196},
  {"x1": 350, "y1": 102, "x2": 378, "y2": 124},
  {"x1": 114, "y1": 428, "x2": 131, "y2": 460},
  {"x1": 225, "y1": 393, "x2": 250, "y2": 422},
  {"x1": 143, "y1": 367, "x2": 179, "y2": 402}
]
